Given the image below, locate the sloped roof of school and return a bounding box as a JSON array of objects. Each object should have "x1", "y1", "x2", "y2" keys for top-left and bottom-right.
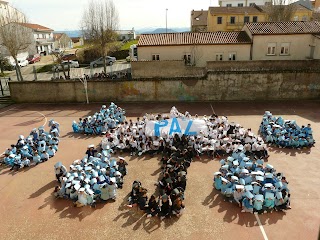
[
  {"x1": 138, "y1": 31, "x2": 252, "y2": 46},
  {"x1": 19, "y1": 23, "x2": 54, "y2": 32},
  {"x1": 244, "y1": 21, "x2": 320, "y2": 35}
]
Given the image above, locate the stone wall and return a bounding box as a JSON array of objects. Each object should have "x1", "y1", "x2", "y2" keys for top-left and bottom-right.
[
  {"x1": 131, "y1": 60, "x2": 206, "y2": 79},
  {"x1": 10, "y1": 70, "x2": 320, "y2": 103},
  {"x1": 206, "y1": 60, "x2": 320, "y2": 72}
]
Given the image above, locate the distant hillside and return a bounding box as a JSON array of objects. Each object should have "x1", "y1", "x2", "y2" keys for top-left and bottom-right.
[
  {"x1": 54, "y1": 30, "x2": 82, "y2": 38},
  {"x1": 136, "y1": 27, "x2": 190, "y2": 34},
  {"x1": 55, "y1": 27, "x2": 191, "y2": 37}
]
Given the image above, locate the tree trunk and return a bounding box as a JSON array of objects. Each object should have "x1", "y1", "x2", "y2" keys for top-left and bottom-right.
[{"x1": 103, "y1": 54, "x2": 107, "y2": 73}]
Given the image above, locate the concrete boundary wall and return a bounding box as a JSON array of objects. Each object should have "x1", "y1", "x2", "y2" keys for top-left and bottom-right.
[
  {"x1": 131, "y1": 60, "x2": 206, "y2": 79},
  {"x1": 10, "y1": 71, "x2": 320, "y2": 103}
]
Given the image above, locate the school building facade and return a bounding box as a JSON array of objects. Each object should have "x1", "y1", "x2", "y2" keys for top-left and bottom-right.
[{"x1": 137, "y1": 21, "x2": 320, "y2": 67}]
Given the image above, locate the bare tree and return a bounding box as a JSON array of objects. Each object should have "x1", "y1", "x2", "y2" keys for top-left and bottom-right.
[
  {"x1": 0, "y1": 8, "x2": 33, "y2": 81},
  {"x1": 81, "y1": 0, "x2": 119, "y2": 73},
  {"x1": 51, "y1": 51, "x2": 70, "y2": 80},
  {"x1": 264, "y1": 0, "x2": 297, "y2": 22}
]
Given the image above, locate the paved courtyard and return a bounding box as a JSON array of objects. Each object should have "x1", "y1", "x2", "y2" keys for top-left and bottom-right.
[{"x1": 0, "y1": 101, "x2": 319, "y2": 240}]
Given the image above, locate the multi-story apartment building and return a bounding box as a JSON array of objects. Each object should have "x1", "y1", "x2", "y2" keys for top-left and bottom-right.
[
  {"x1": 218, "y1": 0, "x2": 271, "y2": 7},
  {"x1": 192, "y1": 3, "x2": 313, "y2": 32}
]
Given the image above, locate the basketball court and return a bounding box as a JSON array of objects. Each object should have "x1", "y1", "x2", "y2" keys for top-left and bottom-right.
[{"x1": 0, "y1": 101, "x2": 319, "y2": 240}]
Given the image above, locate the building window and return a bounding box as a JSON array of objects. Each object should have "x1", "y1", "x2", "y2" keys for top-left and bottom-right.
[
  {"x1": 152, "y1": 54, "x2": 160, "y2": 61},
  {"x1": 302, "y1": 15, "x2": 308, "y2": 21},
  {"x1": 183, "y1": 54, "x2": 191, "y2": 65},
  {"x1": 253, "y1": 16, "x2": 258, "y2": 22},
  {"x1": 267, "y1": 43, "x2": 276, "y2": 55},
  {"x1": 216, "y1": 53, "x2": 223, "y2": 61},
  {"x1": 280, "y1": 43, "x2": 290, "y2": 55},
  {"x1": 228, "y1": 52, "x2": 236, "y2": 61},
  {"x1": 217, "y1": 17, "x2": 222, "y2": 24},
  {"x1": 293, "y1": 16, "x2": 299, "y2": 21},
  {"x1": 230, "y1": 16, "x2": 235, "y2": 24},
  {"x1": 249, "y1": 3, "x2": 255, "y2": 6},
  {"x1": 244, "y1": 16, "x2": 250, "y2": 23},
  {"x1": 226, "y1": 4, "x2": 232, "y2": 7},
  {"x1": 238, "y1": 3, "x2": 243, "y2": 7}
]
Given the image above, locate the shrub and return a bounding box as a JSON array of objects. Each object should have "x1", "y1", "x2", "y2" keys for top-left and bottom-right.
[{"x1": 36, "y1": 64, "x2": 55, "y2": 73}]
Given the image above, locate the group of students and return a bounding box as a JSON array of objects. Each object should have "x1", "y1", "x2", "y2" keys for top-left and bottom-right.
[
  {"x1": 259, "y1": 111, "x2": 315, "y2": 149},
  {"x1": 126, "y1": 143, "x2": 190, "y2": 220},
  {"x1": 54, "y1": 144, "x2": 128, "y2": 208},
  {"x1": 100, "y1": 106, "x2": 269, "y2": 160},
  {"x1": 214, "y1": 153, "x2": 291, "y2": 214},
  {"x1": 72, "y1": 103, "x2": 126, "y2": 135},
  {"x1": 0, "y1": 120, "x2": 60, "y2": 170}
]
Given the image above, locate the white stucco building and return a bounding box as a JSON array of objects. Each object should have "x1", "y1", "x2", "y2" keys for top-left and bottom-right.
[
  {"x1": 243, "y1": 21, "x2": 320, "y2": 60},
  {"x1": 20, "y1": 23, "x2": 54, "y2": 55}
]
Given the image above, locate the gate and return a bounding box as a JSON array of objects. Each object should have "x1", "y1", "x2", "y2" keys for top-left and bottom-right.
[{"x1": 0, "y1": 77, "x2": 11, "y2": 96}]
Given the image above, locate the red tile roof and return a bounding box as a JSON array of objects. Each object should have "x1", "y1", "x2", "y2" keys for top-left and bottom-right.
[
  {"x1": 53, "y1": 33, "x2": 63, "y2": 40},
  {"x1": 19, "y1": 23, "x2": 53, "y2": 32},
  {"x1": 138, "y1": 31, "x2": 251, "y2": 46},
  {"x1": 244, "y1": 21, "x2": 320, "y2": 35}
]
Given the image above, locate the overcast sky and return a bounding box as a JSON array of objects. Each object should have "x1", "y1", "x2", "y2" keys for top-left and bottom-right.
[{"x1": 10, "y1": 0, "x2": 218, "y2": 31}]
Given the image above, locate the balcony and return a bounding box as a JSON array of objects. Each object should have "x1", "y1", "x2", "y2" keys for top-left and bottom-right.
[{"x1": 35, "y1": 38, "x2": 55, "y2": 44}]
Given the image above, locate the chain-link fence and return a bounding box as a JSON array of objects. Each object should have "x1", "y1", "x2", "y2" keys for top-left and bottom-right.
[{"x1": 7, "y1": 62, "x2": 132, "y2": 81}]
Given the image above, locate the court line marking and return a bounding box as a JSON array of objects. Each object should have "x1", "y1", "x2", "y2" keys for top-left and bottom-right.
[
  {"x1": 0, "y1": 106, "x2": 18, "y2": 116},
  {"x1": 210, "y1": 103, "x2": 215, "y2": 114},
  {"x1": 36, "y1": 111, "x2": 47, "y2": 127},
  {"x1": 254, "y1": 213, "x2": 269, "y2": 240}
]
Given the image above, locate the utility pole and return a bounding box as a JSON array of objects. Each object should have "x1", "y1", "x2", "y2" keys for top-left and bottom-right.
[{"x1": 166, "y1": 8, "x2": 168, "y2": 33}]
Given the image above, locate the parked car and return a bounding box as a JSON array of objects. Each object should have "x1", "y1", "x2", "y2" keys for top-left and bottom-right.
[
  {"x1": 62, "y1": 53, "x2": 77, "y2": 61},
  {"x1": 52, "y1": 48, "x2": 62, "y2": 54},
  {"x1": 12, "y1": 59, "x2": 29, "y2": 68},
  {"x1": 27, "y1": 54, "x2": 41, "y2": 64},
  {"x1": 91, "y1": 56, "x2": 116, "y2": 67},
  {"x1": 52, "y1": 60, "x2": 79, "y2": 71}
]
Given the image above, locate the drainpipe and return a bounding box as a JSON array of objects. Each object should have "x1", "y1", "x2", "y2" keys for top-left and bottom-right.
[{"x1": 250, "y1": 36, "x2": 253, "y2": 60}]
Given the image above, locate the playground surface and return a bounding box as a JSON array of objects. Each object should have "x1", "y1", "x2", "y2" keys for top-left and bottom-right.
[{"x1": 0, "y1": 101, "x2": 319, "y2": 240}]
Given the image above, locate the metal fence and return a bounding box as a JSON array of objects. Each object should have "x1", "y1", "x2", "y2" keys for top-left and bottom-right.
[{"x1": 0, "y1": 77, "x2": 11, "y2": 96}]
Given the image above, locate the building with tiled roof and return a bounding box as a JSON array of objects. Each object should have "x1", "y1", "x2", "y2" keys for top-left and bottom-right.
[
  {"x1": 192, "y1": 3, "x2": 313, "y2": 32},
  {"x1": 20, "y1": 23, "x2": 53, "y2": 32},
  {"x1": 191, "y1": 10, "x2": 208, "y2": 32},
  {"x1": 242, "y1": 21, "x2": 320, "y2": 60},
  {"x1": 138, "y1": 32, "x2": 251, "y2": 46},
  {"x1": 244, "y1": 21, "x2": 320, "y2": 35},
  {"x1": 19, "y1": 23, "x2": 55, "y2": 55},
  {"x1": 137, "y1": 31, "x2": 252, "y2": 66},
  {"x1": 218, "y1": 0, "x2": 271, "y2": 7},
  {"x1": 53, "y1": 33, "x2": 73, "y2": 50},
  {"x1": 206, "y1": 5, "x2": 266, "y2": 32}
]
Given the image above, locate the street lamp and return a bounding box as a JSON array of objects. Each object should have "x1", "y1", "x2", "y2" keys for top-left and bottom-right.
[{"x1": 166, "y1": 8, "x2": 168, "y2": 34}]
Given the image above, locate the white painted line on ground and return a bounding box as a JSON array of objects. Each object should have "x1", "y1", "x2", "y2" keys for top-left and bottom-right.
[
  {"x1": 254, "y1": 213, "x2": 269, "y2": 240},
  {"x1": 36, "y1": 111, "x2": 47, "y2": 127},
  {"x1": 0, "y1": 106, "x2": 17, "y2": 116},
  {"x1": 210, "y1": 103, "x2": 215, "y2": 114}
]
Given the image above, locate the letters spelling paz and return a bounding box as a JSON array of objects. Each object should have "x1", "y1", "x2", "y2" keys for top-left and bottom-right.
[{"x1": 154, "y1": 118, "x2": 207, "y2": 136}]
